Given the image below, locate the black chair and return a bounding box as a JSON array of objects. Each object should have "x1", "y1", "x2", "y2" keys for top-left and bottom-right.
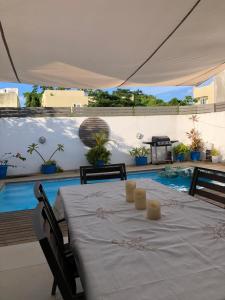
[
  {"x1": 34, "y1": 182, "x2": 68, "y2": 249},
  {"x1": 34, "y1": 181, "x2": 65, "y2": 223},
  {"x1": 33, "y1": 203, "x2": 84, "y2": 300},
  {"x1": 34, "y1": 182, "x2": 75, "y2": 294},
  {"x1": 189, "y1": 167, "x2": 225, "y2": 207},
  {"x1": 80, "y1": 163, "x2": 127, "y2": 184}
]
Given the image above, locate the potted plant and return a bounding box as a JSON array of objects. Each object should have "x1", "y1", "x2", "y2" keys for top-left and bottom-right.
[
  {"x1": 186, "y1": 129, "x2": 204, "y2": 161},
  {"x1": 173, "y1": 143, "x2": 190, "y2": 162},
  {"x1": 186, "y1": 115, "x2": 204, "y2": 161},
  {"x1": 129, "y1": 146, "x2": 150, "y2": 166},
  {"x1": 211, "y1": 147, "x2": 220, "y2": 163},
  {"x1": 86, "y1": 132, "x2": 111, "y2": 167},
  {"x1": 27, "y1": 143, "x2": 64, "y2": 174},
  {"x1": 0, "y1": 152, "x2": 26, "y2": 179}
]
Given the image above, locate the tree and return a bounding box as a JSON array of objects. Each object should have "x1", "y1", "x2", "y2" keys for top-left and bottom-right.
[
  {"x1": 88, "y1": 89, "x2": 134, "y2": 107},
  {"x1": 139, "y1": 95, "x2": 166, "y2": 106},
  {"x1": 167, "y1": 96, "x2": 197, "y2": 106},
  {"x1": 181, "y1": 96, "x2": 197, "y2": 106},
  {"x1": 87, "y1": 89, "x2": 166, "y2": 107},
  {"x1": 88, "y1": 90, "x2": 117, "y2": 107},
  {"x1": 167, "y1": 97, "x2": 182, "y2": 106},
  {"x1": 24, "y1": 85, "x2": 42, "y2": 107},
  {"x1": 112, "y1": 89, "x2": 137, "y2": 106}
]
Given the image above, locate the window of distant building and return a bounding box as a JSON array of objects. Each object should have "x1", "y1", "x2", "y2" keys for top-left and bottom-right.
[{"x1": 197, "y1": 96, "x2": 208, "y2": 104}]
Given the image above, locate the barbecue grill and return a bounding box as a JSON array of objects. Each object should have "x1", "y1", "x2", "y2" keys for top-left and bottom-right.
[{"x1": 143, "y1": 136, "x2": 178, "y2": 164}]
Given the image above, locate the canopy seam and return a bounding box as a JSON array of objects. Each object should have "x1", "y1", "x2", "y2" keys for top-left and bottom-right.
[
  {"x1": 118, "y1": 0, "x2": 202, "y2": 87},
  {"x1": 0, "y1": 21, "x2": 20, "y2": 83}
]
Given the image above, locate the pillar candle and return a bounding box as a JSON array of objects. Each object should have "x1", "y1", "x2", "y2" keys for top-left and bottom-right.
[
  {"x1": 134, "y1": 188, "x2": 146, "y2": 210},
  {"x1": 146, "y1": 200, "x2": 161, "y2": 220},
  {"x1": 125, "y1": 181, "x2": 136, "y2": 202}
]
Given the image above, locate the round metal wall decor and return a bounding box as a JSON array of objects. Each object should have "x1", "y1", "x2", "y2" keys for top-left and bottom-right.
[
  {"x1": 136, "y1": 132, "x2": 144, "y2": 140},
  {"x1": 39, "y1": 136, "x2": 46, "y2": 144},
  {"x1": 79, "y1": 117, "x2": 110, "y2": 148}
]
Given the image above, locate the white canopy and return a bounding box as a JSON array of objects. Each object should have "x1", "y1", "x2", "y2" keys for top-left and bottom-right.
[{"x1": 1, "y1": 0, "x2": 225, "y2": 88}]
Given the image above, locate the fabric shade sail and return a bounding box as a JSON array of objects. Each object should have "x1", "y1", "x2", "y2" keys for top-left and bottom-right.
[{"x1": 1, "y1": 0, "x2": 225, "y2": 89}]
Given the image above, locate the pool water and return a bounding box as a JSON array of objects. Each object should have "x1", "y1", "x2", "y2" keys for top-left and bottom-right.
[{"x1": 0, "y1": 171, "x2": 191, "y2": 213}]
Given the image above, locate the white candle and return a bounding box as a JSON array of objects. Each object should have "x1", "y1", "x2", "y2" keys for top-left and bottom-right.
[
  {"x1": 146, "y1": 200, "x2": 161, "y2": 220},
  {"x1": 125, "y1": 181, "x2": 136, "y2": 202},
  {"x1": 134, "y1": 188, "x2": 146, "y2": 210}
]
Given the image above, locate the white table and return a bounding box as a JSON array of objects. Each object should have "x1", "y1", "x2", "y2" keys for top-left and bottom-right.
[{"x1": 57, "y1": 179, "x2": 225, "y2": 300}]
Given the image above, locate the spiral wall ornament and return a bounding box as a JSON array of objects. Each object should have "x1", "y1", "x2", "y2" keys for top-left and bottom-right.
[{"x1": 79, "y1": 117, "x2": 110, "y2": 147}]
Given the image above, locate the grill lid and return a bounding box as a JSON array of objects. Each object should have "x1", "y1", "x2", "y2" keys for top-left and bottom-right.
[{"x1": 151, "y1": 136, "x2": 170, "y2": 142}]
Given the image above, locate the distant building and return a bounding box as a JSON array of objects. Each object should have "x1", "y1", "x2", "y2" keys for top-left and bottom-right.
[
  {"x1": 42, "y1": 90, "x2": 89, "y2": 107},
  {"x1": 193, "y1": 70, "x2": 225, "y2": 104},
  {"x1": 0, "y1": 88, "x2": 20, "y2": 107},
  {"x1": 214, "y1": 70, "x2": 225, "y2": 103},
  {"x1": 0, "y1": 88, "x2": 18, "y2": 95},
  {"x1": 193, "y1": 82, "x2": 215, "y2": 105}
]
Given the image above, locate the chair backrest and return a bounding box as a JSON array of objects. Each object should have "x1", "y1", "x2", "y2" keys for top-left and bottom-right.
[
  {"x1": 189, "y1": 167, "x2": 225, "y2": 206},
  {"x1": 33, "y1": 182, "x2": 64, "y2": 249},
  {"x1": 80, "y1": 163, "x2": 127, "y2": 184},
  {"x1": 33, "y1": 203, "x2": 76, "y2": 300},
  {"x1": 34, "y1": 181, "x2": 53, "y2": 214}
]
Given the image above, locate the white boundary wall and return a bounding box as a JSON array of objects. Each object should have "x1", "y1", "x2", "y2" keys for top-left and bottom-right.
[{"x1": 1, "y1": 111, "x2": 225, "y2": 175}]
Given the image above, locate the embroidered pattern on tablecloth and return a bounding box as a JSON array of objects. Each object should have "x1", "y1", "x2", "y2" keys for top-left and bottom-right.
[
  {"x1": 205, "y1": 222, "x2": 225, "y2": 239},
  {"x1": 111, "y1": 237, "x2": 157, "y2": 251},
  {"x1": 96, "y1": 207, "x2": 114, "y2": 219}
]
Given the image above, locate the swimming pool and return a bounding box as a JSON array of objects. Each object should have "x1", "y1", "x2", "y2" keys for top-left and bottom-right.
[{"x1": 0, "y1": 170, "x2": 191, "y2": 213}]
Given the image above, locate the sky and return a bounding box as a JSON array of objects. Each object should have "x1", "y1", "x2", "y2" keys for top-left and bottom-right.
[
  {"x1": 106, "y1": 86, "x2": 193, "y2": 100},
  {"x1": 0, "y1": 81, "x2": 195, "y2": 107}
]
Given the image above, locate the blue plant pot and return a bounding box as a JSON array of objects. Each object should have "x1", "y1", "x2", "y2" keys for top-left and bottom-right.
[
  {"x1": 0, "y1": 165, "x2": 8, "y2": 179},
  {"x1": 176, "y1": 153, "x2": 185, "y2": 162},
  {"x1": 135, "y1": 156, "x2": 148, "y2": 166},
  {"x1": 96, "y1": 160, "x2": 105, "y2": 167},
  {"x1": 190, "y1": 151, "x2": 201, "y2": 161},
  {"x1": 41, "y1": 164, "x2": 57, "y2": 174}
]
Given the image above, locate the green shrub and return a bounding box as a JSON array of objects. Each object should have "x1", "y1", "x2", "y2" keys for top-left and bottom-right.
[
  {"x1": 44, "y1": 160, "x2": 56, "y2": 166},
  {"x1": 86, "y1": 146, "x2": 111, "y2": 166},
  {"x1": 27, "y1": 143, "x2": 64, "y2": 165},
  {"x1": 85, "y1": 131, "x2": 111, "y2": 166},
  {"x1": 211, "y1": 147, "x2": 220, "y2": 156},
  {"x1": 129, "y1": 147, "x2": 150, "y2": 157},
  {"x1": 173, "y1": 143, "x2": 190, "y2": 155}
]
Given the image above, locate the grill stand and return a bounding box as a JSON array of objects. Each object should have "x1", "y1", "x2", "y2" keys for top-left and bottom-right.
[{"x1": 144, "y1": 140, "x2": 178, "y2": 165}]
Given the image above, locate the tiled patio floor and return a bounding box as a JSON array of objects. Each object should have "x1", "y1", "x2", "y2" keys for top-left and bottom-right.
[
  {"x1": 0, "y1": 241, "x2": 64, "y2": 300},
  {"x1": 0, "y1": 240, "x2": 84, "y2": 300}
]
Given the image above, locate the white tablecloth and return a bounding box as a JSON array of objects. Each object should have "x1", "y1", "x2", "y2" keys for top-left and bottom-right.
[{"x1": 56, "y1": 179, "x2": 225, "y2": 300}]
